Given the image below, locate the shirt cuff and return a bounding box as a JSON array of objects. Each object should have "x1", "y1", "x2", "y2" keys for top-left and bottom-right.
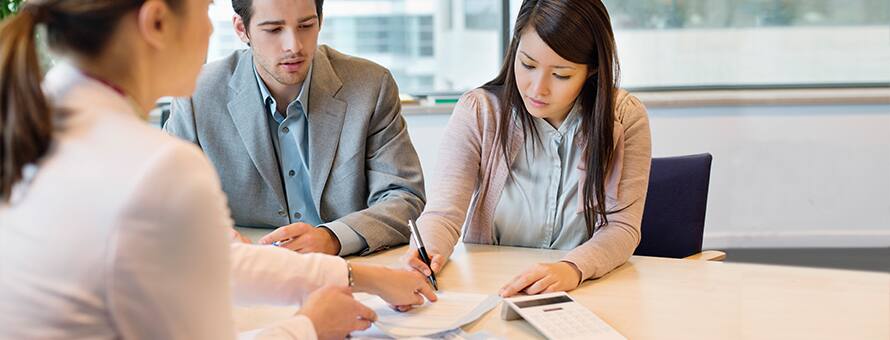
[{"x1": 320, "y1": 221, "x2": 368, "y2": 256}]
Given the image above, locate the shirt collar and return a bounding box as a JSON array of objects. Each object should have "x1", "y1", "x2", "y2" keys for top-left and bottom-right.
[
  {"x1": 253, "y1": 61, "x2": 314, "y2": 118},
  {"x1": 560, "y1": 99, "x2": 582, "y2": 133}
]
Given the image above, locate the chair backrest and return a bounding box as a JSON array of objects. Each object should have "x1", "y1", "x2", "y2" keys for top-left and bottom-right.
[{"x1": 634, "y1": 153, "x2": 713, "y2": 258}]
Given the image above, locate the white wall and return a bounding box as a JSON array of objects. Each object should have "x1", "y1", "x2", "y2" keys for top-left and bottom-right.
[{"x1": 404, "y1": 103, "x2": 890, "y2": 249}]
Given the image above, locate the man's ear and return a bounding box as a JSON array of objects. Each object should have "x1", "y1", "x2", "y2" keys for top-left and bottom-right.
[
  {"x1": 233, "y1": 14, "x2": 251, "y2": 46},
  {"x1": 136, "y1": 0, "x2": 173, "y2": 50}
]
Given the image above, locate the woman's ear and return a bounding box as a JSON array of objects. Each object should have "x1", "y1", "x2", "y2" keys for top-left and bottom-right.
[{"x1": 136, "y1": 0, "x2": 173, "y2": 50}]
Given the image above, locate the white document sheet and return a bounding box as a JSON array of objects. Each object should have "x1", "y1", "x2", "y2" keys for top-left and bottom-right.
[{"x1": 350, "y1": 291, "x2": 501, "y2": 338}]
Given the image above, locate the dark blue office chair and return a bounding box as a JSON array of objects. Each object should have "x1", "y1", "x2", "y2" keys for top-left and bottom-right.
[{"x1": 634, "y1": 153, "x2": 724, "y2": 260}]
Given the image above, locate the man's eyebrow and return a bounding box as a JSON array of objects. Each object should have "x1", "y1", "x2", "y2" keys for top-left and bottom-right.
[
  {"x1": 298, "y1": 15, "x2": 319, "y2": 23},
  {"x1": 256, "y1": 20, "x2": 286, "y2": 26},
  {"x1": 256, "y1": 15, "x2": 318, "y2": 26}
]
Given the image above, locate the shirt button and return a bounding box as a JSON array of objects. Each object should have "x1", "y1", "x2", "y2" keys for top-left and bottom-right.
[
  {"x1": 288, "y1": 170, "x2": 296, "y2": 177},
  {"x1": 294, "y1": 212, "x2": 302, "y2": 219},
  {"x1": 277, "y1": 210, "x2": 287, "y2": 217},
  {"x1": 282, "y1": 127, "x2": 290, "y2": 133}
]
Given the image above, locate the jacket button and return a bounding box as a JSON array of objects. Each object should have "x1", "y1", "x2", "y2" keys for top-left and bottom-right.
[{"x1": 277, "y1": 210, "x2": 287, "y2": 217}]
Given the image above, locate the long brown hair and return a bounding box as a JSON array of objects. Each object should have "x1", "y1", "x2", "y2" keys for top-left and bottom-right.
[
  {"x1": 482, "y1": 0, "x2": 621, "y2": 236},
  {"x1": 0, "y1": 0, "x2": 181, "y2": 202}
]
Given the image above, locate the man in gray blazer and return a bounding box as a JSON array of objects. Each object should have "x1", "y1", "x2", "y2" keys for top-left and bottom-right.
[{"x1": 164, "y1": 0, "x2": 425, "y2": 256}]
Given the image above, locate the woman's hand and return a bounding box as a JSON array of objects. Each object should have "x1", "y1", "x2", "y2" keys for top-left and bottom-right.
[
  {"x1": 400, "y1": 248, "x2": 447, "y2": 276},
  {"x1": 298, "y1": 285, "x2": 376, "y2": 340},
  {"x1": 499, "y1": 261, "x2": 583, "y2": 297},
  {"x1": 351, "y1": 264, "x2": 437, "y2": 311}
]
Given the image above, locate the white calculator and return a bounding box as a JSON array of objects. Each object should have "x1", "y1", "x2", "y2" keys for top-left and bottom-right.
[{"x1": 501, "y1": 292, "x2": 626, "y2": 340}]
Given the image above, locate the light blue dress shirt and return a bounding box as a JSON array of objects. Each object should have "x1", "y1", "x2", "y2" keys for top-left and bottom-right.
[
  {"x1": 254, "y1": 64, "x2": 368, "y2": 255},
  {"x1": 492, "y1": 105, "x2": 589, "y2": 250}
]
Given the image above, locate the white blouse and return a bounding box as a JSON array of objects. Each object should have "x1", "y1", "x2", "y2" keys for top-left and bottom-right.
[
  {"x1": 493, "y1": 105, "x2": 589, "y2": 249},
  {"x1": 0, "y1": 63, "x2": 345, "y2": 339}
]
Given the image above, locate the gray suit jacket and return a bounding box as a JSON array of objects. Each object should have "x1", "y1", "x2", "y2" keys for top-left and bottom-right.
[{"x1": 164, "y1": 45, "x2": 425, "y2": 254}]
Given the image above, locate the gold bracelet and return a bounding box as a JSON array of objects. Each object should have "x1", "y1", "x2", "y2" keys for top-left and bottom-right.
[{"x1": 346, "y1": 261, "x2": 355, "y2": 287}]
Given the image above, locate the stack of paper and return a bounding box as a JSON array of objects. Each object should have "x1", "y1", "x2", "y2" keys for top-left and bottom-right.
[{"x1": 351, "y1": 291, "x2": 500, "y2": 338}]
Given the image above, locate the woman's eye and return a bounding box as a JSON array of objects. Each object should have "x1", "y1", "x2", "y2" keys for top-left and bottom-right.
[
  {"x1": 521, "y1": 62, "x2": 535, "y2": 70},
  {"x1": 554, "y1": 74, "x2": 570, "y2": 80}
]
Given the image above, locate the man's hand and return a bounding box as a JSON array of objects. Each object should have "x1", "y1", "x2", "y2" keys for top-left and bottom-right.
[{"x1": 258, "y1": 222, "x2": 342, "y2": 255}]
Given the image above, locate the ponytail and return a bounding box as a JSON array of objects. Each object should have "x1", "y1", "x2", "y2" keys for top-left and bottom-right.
[{"x1": 0, "y1": 7, "x2": 52, "y2": 202}]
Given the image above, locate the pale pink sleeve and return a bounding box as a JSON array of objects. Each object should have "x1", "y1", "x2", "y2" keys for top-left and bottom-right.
[
  {"x1": 229, "y1": 243, "x2": 348, "y2": 306},
  {"x1": 415, "y1": 91, "x2": 488, "y2": 259},
  {"x1": 108, "y1": 144, "x2": 238, "y2": 340},
  {"x1": 563, "y1": 93, "x2": 652, "y2": 280}
]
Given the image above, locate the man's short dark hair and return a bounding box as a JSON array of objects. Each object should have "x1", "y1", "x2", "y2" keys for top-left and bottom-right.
[{"x1": 233, "y1": 0, "x2": 324, "y2": 29}]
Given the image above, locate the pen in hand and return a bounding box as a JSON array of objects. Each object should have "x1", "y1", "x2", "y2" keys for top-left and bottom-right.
[
  {"x1": 408, "y1": 219, "x2": 439, "y2": 291},
  {"x1": 271, "y1": 238, "x2": 294, "y2": 247}
]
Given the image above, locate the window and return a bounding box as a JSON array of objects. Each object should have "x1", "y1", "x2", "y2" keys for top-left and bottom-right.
[
  {"x1": 207, "y1": 0, "x2": 887, "y2": 94},
  {"x1": 508, "y1": 0, "x2": 890, "y2": 89},
  {"x1": 207, "y1": 0, "x2": 504, "y2": 94},
  {"x1": 464, "y1": 0, "x2": 500, "y2": 30}
]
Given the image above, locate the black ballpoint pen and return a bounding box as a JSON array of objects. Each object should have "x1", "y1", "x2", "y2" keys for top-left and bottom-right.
[{"x1": 408, "y1": 219, "x2": 439, "y2": 291}]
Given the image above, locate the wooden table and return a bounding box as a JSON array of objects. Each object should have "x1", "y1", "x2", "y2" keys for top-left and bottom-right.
[{"x1": 233, "y1": 229, "x2": 889, "y2": 339}]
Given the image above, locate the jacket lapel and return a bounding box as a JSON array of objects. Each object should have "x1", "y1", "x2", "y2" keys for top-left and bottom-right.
[
  {"x1": 306, "y1": 47, "x2": 347, "y2": 211},
  {"x1": 226, "y1": 52, "x2": 287, "y2": 208}
]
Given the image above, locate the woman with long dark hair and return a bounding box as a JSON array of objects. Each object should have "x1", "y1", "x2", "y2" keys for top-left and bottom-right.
[
  {"x1": 404, "y1": 0, "x2": 651, "y2": 296},
  {"x1": 0, "y1": 0, "x2": 435, "y2": 338}
]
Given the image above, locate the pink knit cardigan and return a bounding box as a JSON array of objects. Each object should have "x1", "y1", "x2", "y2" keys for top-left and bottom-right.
[{"x1": 416, "y1": 88, "x2": 652, "y2": 281}]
